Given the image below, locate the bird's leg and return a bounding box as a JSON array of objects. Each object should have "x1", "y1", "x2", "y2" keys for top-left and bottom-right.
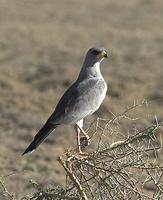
[
  {"x1": 75, "y1": 119, "x2": 90, "y2": 152},
  {"x1": 76, "y1": 124, "x2": 90, "y2": 140},
  {"x1": 75, "y1": 124, "x2": 83, "y2": 154}
]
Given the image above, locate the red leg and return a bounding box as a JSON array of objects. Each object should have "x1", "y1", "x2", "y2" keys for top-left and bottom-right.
[
  {"x1": 75, "y1": 124, "x2": 82, "y2": 154},
  {"x1": 76, "y1": 124, "x2": 90, "y2": 140}
]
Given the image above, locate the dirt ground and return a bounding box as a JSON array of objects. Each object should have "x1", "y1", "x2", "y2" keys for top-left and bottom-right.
[{"x1": 0, "y1": 0, "x2": 163, "y2": 198}]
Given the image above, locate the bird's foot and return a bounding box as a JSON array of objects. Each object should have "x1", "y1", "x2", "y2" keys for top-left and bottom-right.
[
  {"x1": 76, "y1": 150, "x2": 88, "y2": 159},
  {"x1": 75, "y1": 144, "x2": 89, "y2": 158}
]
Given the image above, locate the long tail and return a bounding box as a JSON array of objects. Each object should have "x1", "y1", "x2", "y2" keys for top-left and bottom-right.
[{"x1": 22, "y1": 122, "x2": 58, "y2": 155}]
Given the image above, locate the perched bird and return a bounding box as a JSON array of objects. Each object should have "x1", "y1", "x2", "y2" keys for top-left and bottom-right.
[{"x1": 22, "y1": 47, "x2": 108, "y2": 155}]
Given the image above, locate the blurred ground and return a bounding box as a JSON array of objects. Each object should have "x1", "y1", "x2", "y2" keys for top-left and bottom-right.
[{"x1": 0, "y1": 0, "x2": 163, "y2": 198}]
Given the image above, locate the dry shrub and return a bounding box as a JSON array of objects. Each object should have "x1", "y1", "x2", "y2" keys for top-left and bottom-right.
[{"x1": 1, "y1": 102, "x2": 163, "y2": 200}]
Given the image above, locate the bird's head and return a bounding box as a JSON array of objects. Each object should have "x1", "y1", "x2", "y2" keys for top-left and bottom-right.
[{"x1": 83, "y1": 47, "x2": 108, "y2": 67}]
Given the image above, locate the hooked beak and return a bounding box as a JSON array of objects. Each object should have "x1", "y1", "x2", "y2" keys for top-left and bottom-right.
[{"x1": 97, "y1": 50, "x2": 108, "y2": 59}]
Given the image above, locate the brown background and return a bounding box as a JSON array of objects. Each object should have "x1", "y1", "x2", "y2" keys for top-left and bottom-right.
[{"x1": 0, "y1": 0, "x2": 163, "y2": 198}]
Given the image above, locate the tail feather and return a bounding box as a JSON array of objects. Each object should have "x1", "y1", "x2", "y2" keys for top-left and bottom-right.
[{"x1": 22, "y1": 123, "x2": 58, "y2": 155}]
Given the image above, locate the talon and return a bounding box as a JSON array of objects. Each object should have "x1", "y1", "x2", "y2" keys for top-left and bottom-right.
[{"x1": 76, "y1": 151, "x2": 89, "y2": 159}]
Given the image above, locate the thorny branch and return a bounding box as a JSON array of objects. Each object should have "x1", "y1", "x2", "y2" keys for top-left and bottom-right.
[
  {"x1": 56, "y1": 102, "x2": 163, "y2": 200},
  {"x1": 2, "y1": 102, "x2": 163, "y2": 200}
]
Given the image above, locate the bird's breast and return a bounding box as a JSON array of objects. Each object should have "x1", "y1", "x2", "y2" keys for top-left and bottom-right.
[{"x1": 86, "y1": 79, "x2": 107, "y2": 114}]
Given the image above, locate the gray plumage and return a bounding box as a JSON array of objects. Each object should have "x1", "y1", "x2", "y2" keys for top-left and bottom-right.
[{"x1": 22, "y1": 47, "x2": 108, "y2": 155}]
